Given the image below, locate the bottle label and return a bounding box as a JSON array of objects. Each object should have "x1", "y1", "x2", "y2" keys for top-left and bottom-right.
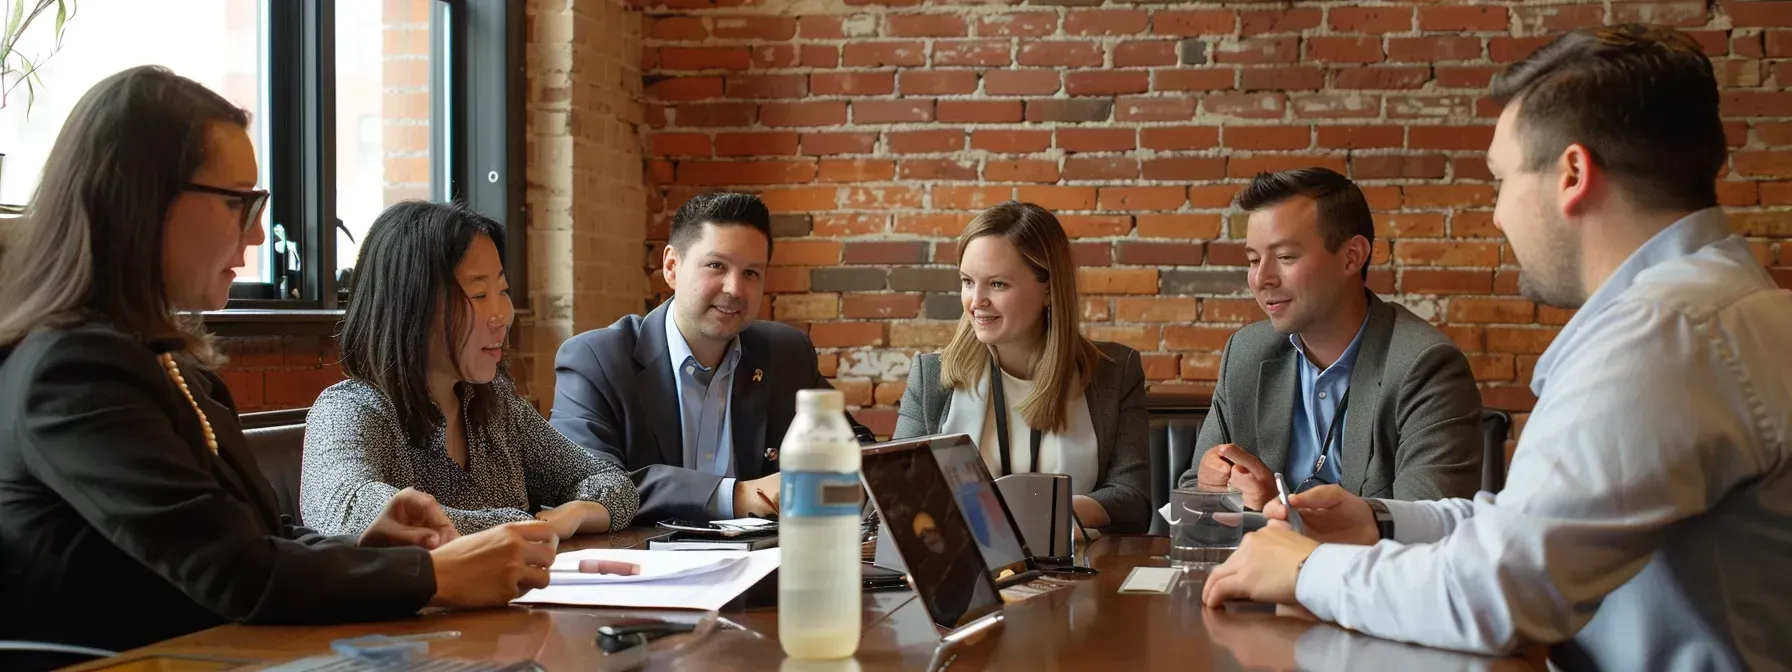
[{"x1": 782, "y1": 471, "x2": 863, "y2": 518}]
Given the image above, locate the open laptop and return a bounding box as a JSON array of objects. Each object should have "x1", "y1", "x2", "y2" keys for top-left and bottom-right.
[
  {"x1": 863, "y1": 435, "x2": 1090, "y2": 598},
  {"x1": 860, "y1": 435, "x2": 1006, "y2": 630}
]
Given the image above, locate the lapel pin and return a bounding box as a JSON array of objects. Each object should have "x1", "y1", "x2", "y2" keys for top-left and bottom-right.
[
  {"x1": 752, "y1": 368, "x2": 763, "y2": 382},
  {"x1": 765, "y1": 446, "x2": 779, "y2": 461}
]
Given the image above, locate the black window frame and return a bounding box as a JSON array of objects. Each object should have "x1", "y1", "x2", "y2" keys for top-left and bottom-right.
[{"x1": 215, "y1": 0, "x2": 524, "y2": 324}]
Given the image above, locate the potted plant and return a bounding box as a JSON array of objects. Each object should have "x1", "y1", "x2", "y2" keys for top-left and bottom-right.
[{"x1": 0, "y1": 0, "x2": 76, "y2": 215}]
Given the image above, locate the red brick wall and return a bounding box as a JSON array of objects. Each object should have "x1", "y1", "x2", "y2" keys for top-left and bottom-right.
[{"x1": 640, "y1": 0, "x2": 1792, "y2": 439}]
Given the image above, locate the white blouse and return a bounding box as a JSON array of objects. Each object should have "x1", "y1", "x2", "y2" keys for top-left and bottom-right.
[{"x1": 939, "y1": 368, "x2": 1099, "y2": 496}]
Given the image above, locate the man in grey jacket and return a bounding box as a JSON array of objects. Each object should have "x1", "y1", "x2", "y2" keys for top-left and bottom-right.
[{"x1": 1177, "y1": 168, "x2": 1484, "y2": 510}]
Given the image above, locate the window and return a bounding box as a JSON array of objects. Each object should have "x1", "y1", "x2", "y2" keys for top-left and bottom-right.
[
  {"x1": 333, "y1": 0, "x2": 451, "y2": 279},
  {"x1": 0, "y1": 0, "x2": 271, "y2": 282},
  {"x1": 0, "y1": 0, "x2": 521, "y2": 315}
]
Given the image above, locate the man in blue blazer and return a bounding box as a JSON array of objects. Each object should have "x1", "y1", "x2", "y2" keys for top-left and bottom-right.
[{"x1": 550, "y1": 192, "x2": 874, "y2": 524}]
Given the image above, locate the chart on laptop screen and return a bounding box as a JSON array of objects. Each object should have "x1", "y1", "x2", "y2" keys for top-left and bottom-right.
[{"x1": 932, "y1": 441, "x2": 1028, "y2": 572}]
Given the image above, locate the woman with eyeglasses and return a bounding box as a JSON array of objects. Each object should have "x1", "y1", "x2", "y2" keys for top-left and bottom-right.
[
  {"x1": 892, "y1": 202, "x2": 1153, "y2": 533},
  {"x1": 299, "y1": 200, "x2": 638, "y2": 539},
  {"x1": 0, "y1": 66, "x2": 559, "y2": 669}
]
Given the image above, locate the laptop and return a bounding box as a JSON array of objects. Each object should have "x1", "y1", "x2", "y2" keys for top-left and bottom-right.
[
  {"x1": 863, "y1": 435, "x2": 1090, "y2": 603},
  {"x1": 860, "y1": 435, "x2": 1006, "y2": 630}
]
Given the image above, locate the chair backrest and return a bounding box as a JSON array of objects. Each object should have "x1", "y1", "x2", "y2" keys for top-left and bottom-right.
[
  {"x1": 239, "y1": 407, "x2": 310, "y2": 526},
  {"x1": 1145, "y1": 394, "x2": 1207, "y2": 536},
  {"x1": 1480, "y1": 408, "x2": 1512, "y2": 493}
]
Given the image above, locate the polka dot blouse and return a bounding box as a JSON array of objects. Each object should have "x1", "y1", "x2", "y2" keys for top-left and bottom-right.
[{"x1": 300, "y1": 376, "x2": 639, "y2": 536}]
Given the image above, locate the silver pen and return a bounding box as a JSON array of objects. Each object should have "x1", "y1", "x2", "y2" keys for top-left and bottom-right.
[{"x1": 1273, "y1": 472, "x2": 1307, "y2": 536}]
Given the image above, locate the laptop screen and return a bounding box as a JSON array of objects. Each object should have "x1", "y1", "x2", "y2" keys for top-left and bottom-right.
[
  {"x1": 861, "y1": 439, "x2": 1004, "y2": 630},
  {"x1": 929, "y1": 437, "x2": 1030, "y2": 575}
]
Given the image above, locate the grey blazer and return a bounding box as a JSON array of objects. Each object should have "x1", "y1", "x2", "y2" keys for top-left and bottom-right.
[
  {"x1": 893, "y1": 341, "x2": 1153, "y2": 533},
  {"x1": 1177, "y1": 292, "x2": 1484, "y2": 502},
  {"x1": 549, "y1": 300, "x2": 875, "y2": 525}
]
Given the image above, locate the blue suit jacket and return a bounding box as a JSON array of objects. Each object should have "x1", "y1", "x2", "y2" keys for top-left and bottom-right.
[{"x1": 549, "y1": 300, "x2": 875, "y2": 524}]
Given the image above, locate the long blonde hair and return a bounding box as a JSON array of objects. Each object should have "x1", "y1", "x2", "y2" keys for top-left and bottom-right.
[{"x1": 939, "y1": 201, "x2": 1102, "y2": 433}]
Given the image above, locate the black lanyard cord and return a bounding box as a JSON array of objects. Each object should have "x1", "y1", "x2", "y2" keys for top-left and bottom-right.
[
  {"x1": 1310, "y1": 390, "x2": 1351, "y2": 479},
  {"x1": 990, "y1": 356, "x2": 1042, "y2": 477}
]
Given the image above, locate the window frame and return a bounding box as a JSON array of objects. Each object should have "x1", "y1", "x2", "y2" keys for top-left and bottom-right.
[{"x1": 213, "y1": 0, "x2": 525, "y2": 324}]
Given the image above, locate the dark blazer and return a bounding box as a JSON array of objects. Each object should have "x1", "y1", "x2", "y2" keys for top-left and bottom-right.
[
  {"x1": 1176, "y1": 292, "x2": 1484, "y2": 501},
  {"x1": 550, "y1": 300, "x2": 875, "y2": 524},
  {"x1": 891, "y1": 342, "x2": 1154, "y2": 533},
  {"x1": 0, "y1": 324, "x2": 434, "y2": 667}
]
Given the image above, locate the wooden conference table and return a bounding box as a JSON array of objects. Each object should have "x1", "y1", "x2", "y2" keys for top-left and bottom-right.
[{"x1": 71, "y1": 530, "x2": 1543, "y2": 672}]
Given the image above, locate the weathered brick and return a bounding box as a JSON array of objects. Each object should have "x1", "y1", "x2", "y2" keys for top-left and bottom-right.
[{"x1": 1162, "y1": 269, "x2": 1248, "y2": 295}]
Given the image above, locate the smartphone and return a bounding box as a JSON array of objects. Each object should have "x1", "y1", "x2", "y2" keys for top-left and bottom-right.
[{"x1": 1273, "y1": 473, "x2": 1307, "y2": 536}]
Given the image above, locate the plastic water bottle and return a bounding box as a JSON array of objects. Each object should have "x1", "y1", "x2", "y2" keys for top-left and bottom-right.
[{"x1": 778, "y1": 388, "x2": 863, "y2": 659}]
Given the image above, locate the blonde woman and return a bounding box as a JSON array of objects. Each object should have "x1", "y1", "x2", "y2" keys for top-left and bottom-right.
[{"x1": 893, "y1": 201, "x2": 1151, "y2": 532}]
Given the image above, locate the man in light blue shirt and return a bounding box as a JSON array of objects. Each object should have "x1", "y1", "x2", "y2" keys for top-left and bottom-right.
[
  {"x1": 1203, "y1": 25, "x2": 1792, "y2": 671},
  {"x1": 665, "y1": 297, "x2": 745, "y2": 518},
  {"x1": 552, "y1": 193, "x2": 875, "y2": 524}
]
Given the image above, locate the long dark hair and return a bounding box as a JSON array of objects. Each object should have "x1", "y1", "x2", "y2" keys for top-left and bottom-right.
[
  {"x1": 0, "y1": 65, "x2": 249, "y2": 360},
  {"x1": 338, "y1": 200, "x2": 508, "y2": 448}
]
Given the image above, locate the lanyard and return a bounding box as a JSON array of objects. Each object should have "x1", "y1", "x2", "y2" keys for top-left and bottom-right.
[
  {"x1": 1309, "y1": 390, "x2": 1351, "y2": 481},
  {"x1": 989, "y1": 356, "x2": 1042, "y2": 477}
]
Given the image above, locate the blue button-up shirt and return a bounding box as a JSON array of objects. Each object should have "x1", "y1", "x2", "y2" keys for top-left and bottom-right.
[
  {"x1": 665, "y1": 299, "x2": 742, "y2": 518},
  {"x1": 1296, "y1": 208, "x2": 1792, "y2": 670},
  {"x1": 1286, "y1": 316, "x2": 1369, "y2": 489}
]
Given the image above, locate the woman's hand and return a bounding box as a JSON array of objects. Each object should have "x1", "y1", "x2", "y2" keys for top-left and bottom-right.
[{"x1": 535, "y1": 500, "x2": 612, "y2": 539}]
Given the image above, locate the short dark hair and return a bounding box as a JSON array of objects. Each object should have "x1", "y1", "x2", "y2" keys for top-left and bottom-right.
[
  {"x1": 339, "y1": 200, "x2": 508, "y2": 448},
  {"x1": 1490, "y1": 24, "x2": 1723, "y2": 212},
  {"x1": 0, "y1": 66, "x2": 249, "y2": 360},
  {"x1": 1235, "y1": 167, "x2": 1374, "y2": 280},
  {"x1": 669, "y1": 191, "x2": 773, "y2": 255}
]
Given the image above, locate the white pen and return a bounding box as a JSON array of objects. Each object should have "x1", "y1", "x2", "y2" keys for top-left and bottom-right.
[{"x1": 1273, "y1": 472, "x2": 1307, "y2": 536}]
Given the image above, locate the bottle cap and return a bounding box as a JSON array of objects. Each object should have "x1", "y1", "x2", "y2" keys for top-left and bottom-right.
[{"x1": 796, "y1": 388, "x2": 844, "y2": 413}]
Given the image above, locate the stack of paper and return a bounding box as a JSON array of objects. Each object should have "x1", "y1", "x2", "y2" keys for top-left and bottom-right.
[
  {"x1": 546, "y1": 549, "x2": 748, "y2": 584},
  {"x1": 513, "y1": 548, "x2": 780, "y2": 611}
]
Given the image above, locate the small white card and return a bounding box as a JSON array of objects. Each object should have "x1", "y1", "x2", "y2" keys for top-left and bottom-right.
[{"x1": 1118, "y1": 566, "x2": 1180, "y2": 594}]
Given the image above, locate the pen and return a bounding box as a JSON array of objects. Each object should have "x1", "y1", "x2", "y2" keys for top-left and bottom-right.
[
  {"x1": 378, "y1": 631, "x2": 462, "y2": 643},
  {"x1": 1273, "y1": 473, "x2": 1307, "y2": 536},
  {"x1": 755, "y1": 488, "x2": 779, "y2": 515}
]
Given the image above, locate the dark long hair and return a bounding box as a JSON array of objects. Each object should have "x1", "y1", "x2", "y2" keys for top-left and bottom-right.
[
  {"x1": 338, "y1": 200, "x2": 508, "y2": 448},
  {"x1": 0, "y1": 66, "x2": 248, "y2": 359}
]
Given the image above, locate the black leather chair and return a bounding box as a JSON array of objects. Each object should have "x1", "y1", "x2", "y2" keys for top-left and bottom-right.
[
  {"x1": 1480, "y1": 409, "x2": 1513, "y2": 492},
  {"x1": 239, "y1": 407, "x2": 310, "y2": 526},
  {"x1": 1145, "y1": 394, "x2": 1207, "y2": 536}
]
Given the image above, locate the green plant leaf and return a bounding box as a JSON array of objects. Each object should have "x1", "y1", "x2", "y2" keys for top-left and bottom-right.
[{"x1": 54, "y1": 0, "x2": 64, "y2": 40}]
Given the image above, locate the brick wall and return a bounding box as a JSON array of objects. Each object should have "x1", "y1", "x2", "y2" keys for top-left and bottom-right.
[
  {"x1": 514, "y1": 0, "x2": 652, "y2": 405},
  {"x1": 382, "y1": 0, "x2": 435, "y2": 206},
  {"x1": 640, "y1": 0, "x2": 1792, "y2": 440}
]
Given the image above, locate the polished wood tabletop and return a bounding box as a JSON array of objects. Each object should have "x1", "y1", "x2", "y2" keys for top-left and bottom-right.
[{"x1": 69, "y1": 530, "x2": 1543, "y2": 672}]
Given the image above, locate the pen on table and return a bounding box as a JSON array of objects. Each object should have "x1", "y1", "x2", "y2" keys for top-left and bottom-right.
[
  {"x1": 755, "y1": 488, "x2": 779, "y2": 515},
  {"x1": 380, "y1": 631, "x2": 461, "y2": 643}
]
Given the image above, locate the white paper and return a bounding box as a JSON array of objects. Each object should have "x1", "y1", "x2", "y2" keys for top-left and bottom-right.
[
  {"x1": 546, "y1": 548, "x2": 748, "y2": 585},
  {"x1": 1118, "y1": 567, "x2": 1179, "y2": 594},
  {"x1": 514, "y1": 548, "x2": 782, "y2": 610}
]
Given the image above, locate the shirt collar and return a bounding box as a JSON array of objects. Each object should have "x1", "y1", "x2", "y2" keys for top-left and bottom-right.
[
  {"x1": 1530, "y1": 207, "x2": 1733, "y2": 395},
  {"x1": 665, "y1": 297, "x2": 741, "y2": 375},
  {"x1": 1290, "y1": 310, "x2": 1371, "y2": 376}
]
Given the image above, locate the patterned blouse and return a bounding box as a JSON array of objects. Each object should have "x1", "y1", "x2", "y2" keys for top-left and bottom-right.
[{"x1": 300, "y1": 376, "x2": 638, "y2": 536}]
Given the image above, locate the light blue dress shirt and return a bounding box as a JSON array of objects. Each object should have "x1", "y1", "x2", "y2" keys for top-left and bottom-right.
[
  {"x1": 1294, "y1": 208, "x2": 1792, "y2": 670},
  {"x1": 1287, "y1": 317, "x2": 1369, "y2": 490},
  {"x1": 665, "y1": 299, "x2": 742, "y2": 518}
]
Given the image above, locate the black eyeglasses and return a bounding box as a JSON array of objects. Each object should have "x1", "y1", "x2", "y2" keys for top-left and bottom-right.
[{"x1": 184, "y1": 182, "x2": 270, "y2": 233}]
